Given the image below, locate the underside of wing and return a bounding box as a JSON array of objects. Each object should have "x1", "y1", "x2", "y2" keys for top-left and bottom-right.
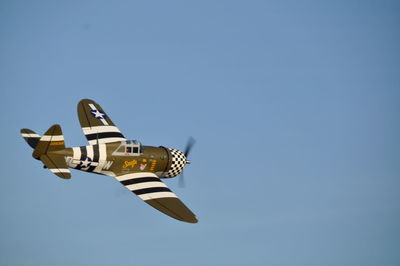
[
  {"x1": 115, "y1": 172, "x2": 198, "y2": 223},
  {"x1": 77, "y1": 99, "x2": 126, "y2": 145}
]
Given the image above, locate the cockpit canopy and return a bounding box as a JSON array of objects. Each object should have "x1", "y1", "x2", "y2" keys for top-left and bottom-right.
[{"x1": 112, "y1": 140, "x2": 143, "y2": 156}]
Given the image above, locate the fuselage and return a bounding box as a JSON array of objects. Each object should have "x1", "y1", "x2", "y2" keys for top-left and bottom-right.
[{"x1": 52, "y1": 141, "x2": 185, "y2": 178}]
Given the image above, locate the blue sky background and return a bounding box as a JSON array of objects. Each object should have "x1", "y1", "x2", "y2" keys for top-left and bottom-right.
[{"x1": 1, "y1": 1, "x2": 399, "y2": 265}]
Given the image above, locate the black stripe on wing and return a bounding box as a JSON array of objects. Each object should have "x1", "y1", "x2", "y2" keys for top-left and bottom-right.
[
  {"x1": 86, "y1": 132, "x2": 125, "y2": 141},
  {"x1": 132, "y1": 187, "x2": 172, "y2": 195},
  {"x1": 121, "y1": 177, "x2": 162, "y2": 186}
]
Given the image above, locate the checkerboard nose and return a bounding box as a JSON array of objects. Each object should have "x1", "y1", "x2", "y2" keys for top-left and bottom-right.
[{"x1": 164, "y1": 149, "x2": 187, "y2": 178}]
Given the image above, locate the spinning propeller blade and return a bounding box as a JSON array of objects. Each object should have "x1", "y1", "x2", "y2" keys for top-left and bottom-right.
[
  {"x1": 179, "y1": 173, "x2": 185, "y2": 188},
  {"x1": 179, "y1": 137, "x2": 196, "y2": 187},
  {"x1": 184, "y1": 136, "x2": 196, "y2": 158}
]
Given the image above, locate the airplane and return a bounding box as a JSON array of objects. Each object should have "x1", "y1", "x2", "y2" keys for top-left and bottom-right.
[{"x1": 20, "y1": 99, "x2": 198, "y2": 223}]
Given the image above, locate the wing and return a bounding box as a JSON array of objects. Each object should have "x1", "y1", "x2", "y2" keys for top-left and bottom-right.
[
  {"x1": 115, "y1": 172, "x2": 198, "y2": 223},
  {"x1": 77, "y1": 99, "x2": 126, "y2": 145}
]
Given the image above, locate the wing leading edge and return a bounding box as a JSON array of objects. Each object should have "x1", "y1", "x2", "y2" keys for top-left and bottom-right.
[
  {"x1": 115, "y1": 172, "x2": 198, "y2": 223},
  {"x1": 77, "y1": 99, "x2": 126, "y2": 145}
]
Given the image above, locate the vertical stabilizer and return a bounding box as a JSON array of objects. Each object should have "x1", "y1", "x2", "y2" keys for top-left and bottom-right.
[
  {"x1": 32, "y1": 125, "x2": 66, "y2": 159},
  {"x1": 32, "y1": 124, "x2": 71, "y2": 179}
]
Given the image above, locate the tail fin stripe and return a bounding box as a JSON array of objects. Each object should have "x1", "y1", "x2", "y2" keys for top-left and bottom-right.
[
  {"x1": 50, "y1": 168, "x2": 70, "y2": 173},
  {"x1": 41, "y1": 135, "x2": 64, "y2": 141},
  {"x1": 21, "y1": 133, "x2": 40, "y2": 138}
]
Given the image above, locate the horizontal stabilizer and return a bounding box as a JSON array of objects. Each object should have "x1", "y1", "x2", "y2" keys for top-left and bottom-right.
[
  {"x1": 20, "y1": 128, "x2": 41, "y2": 149},
  {"x1": 40, "y1": 154, "x2": 71, "y2": 179}
]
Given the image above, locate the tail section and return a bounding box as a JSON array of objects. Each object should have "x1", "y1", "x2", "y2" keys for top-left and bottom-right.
[
  {"x1": 32, "y1": 125, "x2": 71, "y2": 179},
  {"x1": 20, "y1": 129, "x2": 41, "y2": 149},
  {"x1": 32, "y1": 124, "x2": 66, "y2": 159}
]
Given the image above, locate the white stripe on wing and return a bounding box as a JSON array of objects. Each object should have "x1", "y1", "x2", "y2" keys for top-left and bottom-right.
[
  {"x1": 126, "y1": 182, "x2": 168, "y2": 191},
  {"x1": 138, "y1": 192, "x2": 178, "y2": 200}
]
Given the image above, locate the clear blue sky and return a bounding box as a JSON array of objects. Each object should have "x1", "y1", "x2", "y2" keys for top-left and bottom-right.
[{"x1": 1, "y1": 1, "x2": 399, "y2": 265}]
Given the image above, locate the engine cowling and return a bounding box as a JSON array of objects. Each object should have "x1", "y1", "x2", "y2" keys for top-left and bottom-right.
[{"x1": 164, "y1": 148, "x2": 187, "y2": 178}]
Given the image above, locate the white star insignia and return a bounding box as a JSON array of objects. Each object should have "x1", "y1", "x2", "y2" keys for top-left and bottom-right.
[
  {"x1": 80, "y1": 158, "x2": 91, "y2": 168},
  {"x1": 91, "y1": 109, "x2": 106, "y2": 119}
]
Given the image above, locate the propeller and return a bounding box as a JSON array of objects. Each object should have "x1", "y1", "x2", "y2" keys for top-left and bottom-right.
[
  {"x1": 184, "y1": 136, "x2": 196, "y2": 160},
  {"x1": 178, "y1": 172, "x2": 186, "y2": 188},
  {"x1": 179, "y1": 137, "x2": 196, "y2": 187}
]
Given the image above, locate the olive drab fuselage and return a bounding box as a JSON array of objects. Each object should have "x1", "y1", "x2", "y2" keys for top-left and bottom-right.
[{"x1": 57, "y1": 144, "x2": 174, "y2": 178}]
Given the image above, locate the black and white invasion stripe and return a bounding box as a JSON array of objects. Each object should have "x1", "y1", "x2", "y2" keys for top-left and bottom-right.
[
  {"x1": 116, "y1": 173, "x2": 177, "y2": 200},
  {"x1": 71, "y1": 144, "x2": 107, "y2": 173},
  {"x1": 72, "y1": 146, "x2": 86, "y2": 170},
  {"x1": 82, "y1": 125, "x2": 125, "y2": 145}
]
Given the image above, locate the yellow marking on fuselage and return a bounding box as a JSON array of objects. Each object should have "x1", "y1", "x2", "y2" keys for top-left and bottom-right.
[{"x1": 123, "y1": 160, "x2": 137, "y2": 168}]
